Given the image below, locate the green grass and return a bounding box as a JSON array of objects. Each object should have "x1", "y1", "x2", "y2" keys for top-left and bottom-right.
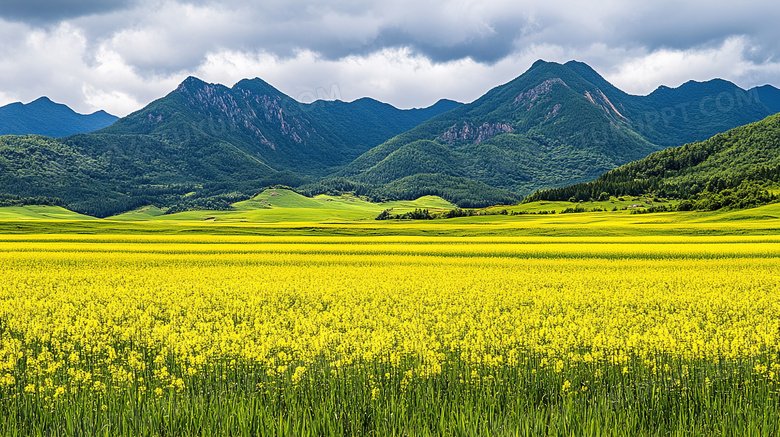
[
  {"x1": 104, "y1": 189, "x2": 457, "y2": 223},
  {"x1": 483, "y1": 195, "x2": 679, "y2": 214},
  {"x1": 0, "y1": 209, "x2": 778, "y2": 237},
  {"x1": 2, "y1": 190, "x2": 780, "y2": 238},
  {"x1": 108, "y1": 205, "x2": 169, "y2": 221},
  {"x1": 0, "y1": 205, "x2": 98, "y2": 221},
  {"x1": 6, "y1": 353, "x2": 778, "y2": 436}
]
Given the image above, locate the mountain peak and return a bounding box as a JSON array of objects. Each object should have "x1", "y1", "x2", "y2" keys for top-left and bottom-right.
[
  {"x1": 753, "y1": 84, "x2": 780, "y2": 92},
  {"x1": 530, "y1": 59, "x2": 553, "y2": 69},
  {"x1": 563, "y1": 60, "x2": 590, "y2": 69},
  {"x1": 749, "y1": 84, "x2": 780, "y2": 113},
  {"x1": 430, "y1": 98, "x2": 462, "y2": 108},
  {"x1": 648, "y1": 78, "x2": 741, "y2": 100},
  {"x1": 235, "y1": 77, "x2": 273, "y2": 86},
  {"x1": 27, "y1": 96, "x2": 73, "y2": 113},
  {"x1": 176, "y1": 76, "x2": 209, "y2": 91},
  {"x1": 685, "y1": 78, "x2": 731, "y2": 87},
  {"x1": 233, "y1": 77, "x2": 285, "y2": 97},
  {"x1": 30, "y1": 96, "x2": 55, "y2": 104},
  {"x1": 562, "y1": 60, "x2": 627, "y2": 98}
]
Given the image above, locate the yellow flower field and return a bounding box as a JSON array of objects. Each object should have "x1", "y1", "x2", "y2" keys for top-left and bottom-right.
[{"x1": 1, "y1": 235, "x2": 779, "y2": 435}]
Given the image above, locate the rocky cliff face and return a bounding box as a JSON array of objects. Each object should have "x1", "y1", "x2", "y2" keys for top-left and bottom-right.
[
  {"x1": 172, "y1": 78, "x2": 319, "y2": 150},
  {"x1": 512, "y1": 76, "x2": 626, "y2": 123},
  {"x1": 584, "y1": 89, "x2": 627, "y2": 120},
  {"x1": 241, "y1": 91, "x2": 316, "y2": 146},
  {"x1": 513, "y1": 78, "x2": 569, "y2": 109},
  {"x1": 439, "y1": 121, "x2": 514, "y2": 145}
]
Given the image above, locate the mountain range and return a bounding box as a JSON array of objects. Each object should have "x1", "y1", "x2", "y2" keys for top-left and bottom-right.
[
  {"x1": 0, "y1": 60, "x2": 778, "y2": 217},
  {"x1": 0, "y1": 82, "x2": 462, "y2": 216},
  {"x1": 0, "y1": 97, "x2": 117, "y2": 137},
  {"x1": 102, "y1": 76, "x2": 461, "y2": 176},
  {"x1": 334, "y1": 61, "x2": 777, "y2": 196}
]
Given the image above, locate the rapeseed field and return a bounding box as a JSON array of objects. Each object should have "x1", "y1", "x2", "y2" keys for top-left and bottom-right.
[{"x1": 1, "y1": 235, "x2": 779, "y2": 436}]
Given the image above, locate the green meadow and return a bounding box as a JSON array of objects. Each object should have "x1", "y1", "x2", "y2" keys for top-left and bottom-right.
[{"x1": 0, "y1": 188, "x2": 778, "y2": 237}]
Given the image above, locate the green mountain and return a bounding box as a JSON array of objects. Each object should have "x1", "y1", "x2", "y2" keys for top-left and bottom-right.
[
  {"x1": 750, "y1": 85, "x2": 780, "y2": 113},
  {"x1": 0, "y1": 135, "x2": 179, "y2": 216},
  {"x1": 632, "y1": 79, "x2": 773, "y2": 147},
  {"x1": 334, "y1": 60, "x2": 657, "y2": 196},
  {"x1": 526, "y1": 112, "x2": 780, "y2": 209},
  {"x1": 564, "y1": 61, "x2": 773, "y2": 147},
  {"x1": 306, "y1": 97, "x2": 462, "y2": 152},
  {"x1": 330, "y1": 60, "x2": 775, "y2": 201},
  {"x1": 100, "y1": 77, "x2": 460, "y2": 176},
  {"x1": 0, "y1": 97, "x2": 117, "y2": 137},
  {"x1": 0, "y1": 79, "x2": 459, "y2": 216}
]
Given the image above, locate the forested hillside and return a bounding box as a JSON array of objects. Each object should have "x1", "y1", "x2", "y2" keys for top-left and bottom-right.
[
  {"x1": 526, "y1": 113, "x2": 780, "y2": 210},
  {"x1": 318, "y1": 61, "x2": 776, "y2": 207}
]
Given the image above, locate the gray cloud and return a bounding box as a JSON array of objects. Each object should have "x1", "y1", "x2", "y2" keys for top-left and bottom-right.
[
  {"x1": 369, "y1": 17, "x2": 528, "y2": 64},
  {"x1": 0, "y1": 0, "x2": 132, "y2": 24},
  {"x1": 612, "y1": 3, "x2": 780, "y2": 53},
  {"x1": 0, "y1": 0, "x2": 779, "y2": 116}
]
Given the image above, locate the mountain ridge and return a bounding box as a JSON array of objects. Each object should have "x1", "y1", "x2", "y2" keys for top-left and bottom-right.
[
  {"x1": 327, "y1": 60, "x2": 776, "y2": 202},
  {"x1": 749, "y1": 85, "x2": 780, "y2": 113},
  {"x1": 100, "y1": 76, "x2": 462, "y2": 176},
  {"x1": 0, "y1": 97, "x2": 118, "y2": 137}
]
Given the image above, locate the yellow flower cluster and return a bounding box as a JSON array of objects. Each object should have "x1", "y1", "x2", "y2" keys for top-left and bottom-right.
[{"x1": 1, "y1": 235, "x2": 779, "y2": 399}]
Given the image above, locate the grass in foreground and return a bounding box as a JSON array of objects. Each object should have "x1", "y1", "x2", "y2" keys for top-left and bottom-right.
[{"x1": 1, "y1": 236, "x2": 779, "y2": 435}]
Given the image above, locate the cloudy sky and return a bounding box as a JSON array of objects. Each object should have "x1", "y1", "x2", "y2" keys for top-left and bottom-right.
[{"x1": 0, "y1": 0, "x2": 778, "y2": 117}]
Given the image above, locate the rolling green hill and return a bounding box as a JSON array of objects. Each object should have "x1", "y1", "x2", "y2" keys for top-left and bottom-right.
[
  {"x1": 0, "y1": 134, "x2": 274, "y2": 217},
  {"x1": 0, "y1": 188, "x2": 456, "y2": 223},
  {"x1": 0, "y1": 205, "x2": 98, "y2": 221},
  {"x1": 0, "y1": 135, "x2": 123, "y2": 209},
  {"x1": 107, "y1": 188, "x2": 456, "y2": 222}
]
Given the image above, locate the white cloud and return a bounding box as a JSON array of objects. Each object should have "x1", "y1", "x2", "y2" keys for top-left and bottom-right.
[
  {"x1": 82, "y1": 86, "x2": 142, "y2": 115},
  {"x1": 605, "y1": 37, "x2": 780, "y2": 95},
  {"x1": 194, "y1": 48, "x2": 545, "y2": 109},
  {"x1": 0, "y1": 22, "x2": 89, "y2": 107}
]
